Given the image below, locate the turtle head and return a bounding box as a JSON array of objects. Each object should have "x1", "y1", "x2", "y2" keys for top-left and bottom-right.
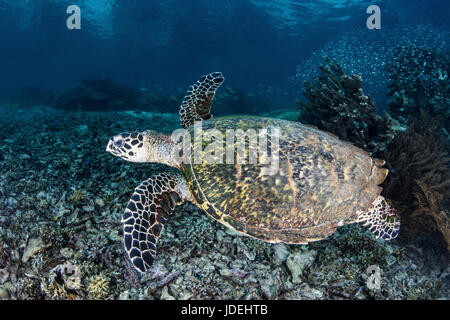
[
  {"x1": 106, "y1": 131, "x2": 150, "y2": 163},
  {"x1": 106, "y1": 130, "x2": 179, "y2": 167}
]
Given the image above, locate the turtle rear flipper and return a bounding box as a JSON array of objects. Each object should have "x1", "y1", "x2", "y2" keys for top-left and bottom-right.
[
  {"x1": 179, "y1": 72, "x2": 224, "y2": 128},
  {"x1": 357, "y1": 196, "x2": 400, "y2": 240},
  {"x1": 122, "y1": 172, "x2": 189, "y2": 273}
]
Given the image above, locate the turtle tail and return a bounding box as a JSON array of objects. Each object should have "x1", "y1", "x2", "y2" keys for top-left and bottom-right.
[{"x1": 357, "y1": 195, "x2": 401, "y2": 240}]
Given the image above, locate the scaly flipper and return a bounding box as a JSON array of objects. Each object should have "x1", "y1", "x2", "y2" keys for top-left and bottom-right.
[
  {"x1": 179, "y1": 72, "x2": 225, "y2": 128},
  {"x1": 122, "y1": 172, "x2": 191, "y2": 273},
  {"x1": 357, "y1": 196, "x2": 400, "y2": 240}
]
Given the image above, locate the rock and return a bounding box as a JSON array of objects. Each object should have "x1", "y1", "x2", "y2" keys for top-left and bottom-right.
[
  {"x1": 119, "y1": 290, "x2": 130, "y2": 300},
  {"x1": 286, "y1": 250, "x2": 317, "y2": 284},
  {"x1": 19, "y1": 153, "x2": 31, "y2": 160},
  {"x1": 225, "y1": 228, "x2": 243, "y2": 237},
  {"x1": 273, "y1": 243, "x2": 290, "y2": 265},
  {"x1": 76, "y1": 124, "x2": 89, "y2": 136},
  {"x1": 0, "y1": 269, "x2": 9, "y2": 284},
  {"x1": 300, "y1": 283, "x2": 322, "y2": 299},
  {"x1": 219, "y1": 268, "x2": 247, "y2": 279},
  {"x1": 0, "y1": 287, "x2": 9, "y2": 300},
  {"x1": 22, "y1": 238, "x2": 49, "y2": 263},
  {"x1": 3, "y1": 282, "x2": 15, "y2": 294},
  {"x1": 60, "y1": 247, "x2": 74, "y2": 259},
  {"x1": 82, "y1": 205, "x2": 95, "y2": 212},
  {"x1": 312, "y1": 288, "x2": 323, "y2": 299},
  {"x1": 107, "y1": 230, "x2": 122, "y2": 242},
  {"x1": 236, "y1": 239, "x2": 255, "y2": 261},
  {"x1": 95, "y1": 198, "x2": 105, "y2": 207},
  {"x1": 259, "y1": 277, "x2": 279, "y2": 299},
  {"x1": 56, "y1": 208, "x2": 71, "y2": 218},
  {"x1": 160, "y1": 286, "x2": 175, "y2": 300},
  {"x1": 178, "y1": 291, "x2": 193, "y2": 300},
  {"x1": 36, "y1": 191, "x2": 46, "y2": 199}
]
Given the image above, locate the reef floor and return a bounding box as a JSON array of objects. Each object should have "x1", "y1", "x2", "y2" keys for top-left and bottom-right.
[{"x1": 0, "y1": 106, "x2": 448, "y2": 300}]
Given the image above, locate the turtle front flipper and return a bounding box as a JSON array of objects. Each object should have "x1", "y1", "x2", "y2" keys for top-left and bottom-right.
[
  {"x1": 122, "y1": 172, "x2": 190, "y2": 273},
  {"x1": 357, "y1": 196, "x2": 401, "y2": 240},
  {"x1": 179, "y1": 72, "x2": 224, "y2": 128}
]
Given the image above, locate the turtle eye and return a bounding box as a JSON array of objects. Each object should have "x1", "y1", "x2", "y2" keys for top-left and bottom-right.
[{"x1": 114, "y1": 139, "x2": 124, "y2": 148}]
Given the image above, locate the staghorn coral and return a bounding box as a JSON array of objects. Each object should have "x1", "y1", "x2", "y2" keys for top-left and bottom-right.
[
  {"x1": 381, "y1": 111, "x2": 450, "y2": 248},
  {"x1": 297, "y1": 57, "x2": 386, "y2": 151}
]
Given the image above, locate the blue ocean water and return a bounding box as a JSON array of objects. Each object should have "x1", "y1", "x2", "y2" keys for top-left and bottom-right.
[
  {"x1": 0, "y1": 0, "x2": 448, "y2": 107},
  {"x1": 0, "y1": 0, "x2": 449, "y2": 300}
]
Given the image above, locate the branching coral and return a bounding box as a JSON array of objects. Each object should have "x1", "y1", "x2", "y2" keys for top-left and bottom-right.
[
  {"x1": 381, "y1": 111, "x2": 450, "y2": 248},
  {"x1": 297, "y1": 57, "x2": 386, "y2": 151},
  {"x1": 87, "y1": 273, "x2": 110, "y2": 300}
]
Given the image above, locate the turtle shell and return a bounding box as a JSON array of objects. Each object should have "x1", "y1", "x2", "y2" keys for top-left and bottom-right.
[{"x1": 181, "y1": 116, "x2": 388, "y2": 243}]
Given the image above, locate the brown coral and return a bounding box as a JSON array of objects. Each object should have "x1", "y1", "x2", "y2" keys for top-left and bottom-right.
[
  {"x1": 381, "y1": 111, "x2": 450, "y2": 248},
  {"x1": 414, "y1": 180, "x2": 450, "y2": 251}
]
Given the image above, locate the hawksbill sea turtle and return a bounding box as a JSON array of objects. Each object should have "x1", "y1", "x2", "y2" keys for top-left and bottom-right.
[{"x1": 106, "y1": 72, "x2": 400, "y2": 273}]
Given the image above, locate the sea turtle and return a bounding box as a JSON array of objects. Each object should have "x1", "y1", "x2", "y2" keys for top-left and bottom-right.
[{"x1": 106, "y1": 72, "x2": 400, "y2": 273}]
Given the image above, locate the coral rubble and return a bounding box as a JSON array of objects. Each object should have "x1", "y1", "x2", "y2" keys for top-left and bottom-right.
[{"x1": 0, "y1": 105, "x2": 447, "y2": 300}]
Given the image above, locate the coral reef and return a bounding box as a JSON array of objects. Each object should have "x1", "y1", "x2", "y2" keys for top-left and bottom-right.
[
  {"x1": 87, "y1": 273, "x2": 110, "y2": 300},
  {"x1": 297, "y1": 57, "x2": 386, "y2": 151},
  {"x1": 381, "y1": 111, "x2": 450, "y2": 250},
  {"x1": 296, "y1": 55, "x2": 449, "y2": 252},
  {"x1": 54, "y1": 79, "x2": 180, "y2": 113},
  {"x1": 0, "y1": 105, "x2": 447, "y2": 300},
  {"x1": 55, "y1": 79, "x2": 141, "y2": 111},
  {"x1": 293, "y1": 25, "x2": 450, "y2": 107},
  {"x1": 47, "y1": 263, "x2": 83, "y2": 300},
  {"x1": 386, "y1": 45, "x2": 449, "y2": 129}
]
